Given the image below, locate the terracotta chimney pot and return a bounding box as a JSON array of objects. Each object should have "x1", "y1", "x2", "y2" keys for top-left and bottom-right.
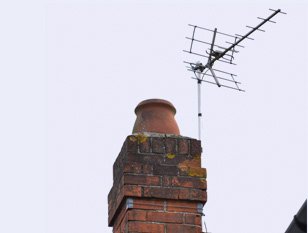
[{"x1": 132, "y1": 99, "x2": 180, "y2": 135}]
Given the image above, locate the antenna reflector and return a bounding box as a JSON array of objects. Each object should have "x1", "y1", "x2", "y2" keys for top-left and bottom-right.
[
  {"x1": 185, "y1": 37, "x2": 239, "y2": 53},
  {"x1": 191, "y1": 77, "x2": 245, "y2": 92},
  {"x1": 188, "y1": 24, "x2": 238, "y2": 39}
]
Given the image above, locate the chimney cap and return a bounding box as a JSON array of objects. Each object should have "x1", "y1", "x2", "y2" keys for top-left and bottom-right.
[{"x1": 133, "y1": 98, "x2": 180, "y2": 135}]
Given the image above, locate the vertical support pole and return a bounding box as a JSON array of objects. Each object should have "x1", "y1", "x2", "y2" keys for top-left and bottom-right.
[{"x1": 197, "y1": 73, "x2": 202, "y2": 141}]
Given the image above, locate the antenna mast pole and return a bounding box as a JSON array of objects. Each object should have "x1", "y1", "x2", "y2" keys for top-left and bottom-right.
[{"x1": 197, "y1": 73, "x2": 202, "y2": 140}]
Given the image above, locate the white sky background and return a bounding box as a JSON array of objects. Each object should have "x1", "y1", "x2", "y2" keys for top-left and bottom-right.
[{"x1": 0, "y1": 0, "x2": 307, "y2": 233}]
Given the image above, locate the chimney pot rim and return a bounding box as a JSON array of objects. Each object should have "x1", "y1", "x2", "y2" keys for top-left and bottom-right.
[{"x1": 134, "y1": 98, "x2": 176, "y2": 114}]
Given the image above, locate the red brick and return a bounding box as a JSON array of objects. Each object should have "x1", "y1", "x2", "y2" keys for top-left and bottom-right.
[
  {"x1": 143, "y1": 187, "x2": 180, "y2": 199},
  {"x1": 108, "y1": 185, "x2": 117, "y2": 205},
  {"x1": 120, "y1": 218, "x2": 127, "y2": 233},
  {"x1": 179, "y1": 167, "x2": 206, "y2": 178},
  {"x1": 166, "y1": 224, "x2": 202, "y2": 233},
  {"x1": 152, "y1": 137, "x2": 165, "y2": 153},
  {"x1": 147, "y1": 211, "x2": 183, "y2": 224},
  {"x1": 178, "y1": 155, "x2": 201, "y2": 169},
  {"x1": 185, "y1": 213, "x2": 202, "y2": 225},
  {"x1": 114, "y1": 227, "x2": 120, "y2": 233},
  {"x1": 124, "y1": 174, "x2": 161, "y2": 186},
  {"x1": 128, "y1": 210, "x2": 147, "y2": 221},
  {"x1": 190, "y1": 139, "x2": 202, "y2": 156},
  {"x1": 167, "y1": 200, "x2": 199, "y2": 213},
  {"x1": 133, "y1": 198, "x2": 165, "y2": 211},
  {"x1": 108, "y1": 186, "x2": 125, "y2": 226},
  {"x1": 126, "y1": 136, "x2": 138, "y2": 152},
  {"x1": 163, "y1": 154, "x2": 190, "y2": 166},
  {"x1": 123, "y1": 162, "x2": 143, "y2": 174},
  {"x1": 124, "y1": 152, "x2": 165, "y2": 165},
  {"x1": 153, "y1": 164, "x2": 179, "y2": 176},
  {"x1": 178, "y1": 188, "x2": 190, "y2": 199},
  {"x1": 123, "y1": 162, "x2": 153, "y2": 175},
  {"x1": 139, "y1": 139, "x2": 151, "y2": 153},
  {"x1": 190, "y1": 189, "x2": 207, "y2": 202},
  {"x1": 141, "y1": 154, "x2": 165, "y2": 164},
  {"x1": 128, "y1": 221, "x2": 164, "y2": 232},
  {"x1": 165, "y1": 138, "x2": 177, "y2": 154},
  {"x1": 123, "y1": 185, "x2": 142, "y2": 197},
  {"x1": 113, "y1": 204, "x2": 129, "y2": 231},
  {"x1": 178, "y1": 138, "x2": 189, "y2": 154},
  {"x1": 163, "y1": 176, "x2": 207, "y2": 189}
]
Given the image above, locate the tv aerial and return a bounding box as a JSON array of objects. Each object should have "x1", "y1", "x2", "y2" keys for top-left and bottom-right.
[{"x1": 184, "y1": 8, "x2": 286, "y2": 140}]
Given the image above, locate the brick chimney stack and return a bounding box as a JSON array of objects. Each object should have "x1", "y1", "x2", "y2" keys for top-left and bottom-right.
[{"x1": 108, "y1": 99, "x2": 207, "y2": 233}]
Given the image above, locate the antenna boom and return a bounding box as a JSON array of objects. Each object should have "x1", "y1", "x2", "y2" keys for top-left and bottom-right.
[{"x1": 210, "y1": 9, "x2": 281, "y2": 66}]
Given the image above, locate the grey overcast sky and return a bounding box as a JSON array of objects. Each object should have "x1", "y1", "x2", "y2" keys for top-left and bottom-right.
[{"x1": 0, "y1": 0, "x2": 307, "y2": 233}]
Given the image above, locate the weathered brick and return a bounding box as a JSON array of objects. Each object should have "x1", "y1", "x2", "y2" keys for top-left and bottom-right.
[
  {"x1": 139, "y1": 139, "x2": 151, "y2": 153},
  {"x1": 143, "y1": 187, "x2": 180, "y2": 199},
  {"x1": 108, "y1": 187, "x2": 125, "y2": 226},
  {"x1": 190, "y1": 139, "x2": 202, "y2": 156},
  {"x1": 190, "y1": 189, "x2": 207, "y2": 203},
  {"x1": 113, "y1": 151, "x2": 125, "y2": 183},
  {"x1": 152, "y1": 137, "x2": 165, "y2": 153},
  {"x1": 123, "y1": 162, "x2": 143, "y2": 174},
  {"x1": 178, "y1": 155, "x2": 201, "y2": 169},
  {"x1": 179, "y1": 167, "x2": 206, "y2": 178},
  {"x1": 166, "y1": 224, "x2": 202, "y2": 233},
  {"x1": 178, "y1": 188, "x2": 190, "y2": 199},
  {"x1": 125, "y1": 152, "x2": 164, "y2": 165},
  {"x1": 185, "y1": 213, "x2": 202, "y2": 225},
  {"x1": 108, "y1": 178, "x2": 124, "y2": 210},
  {"x1": 133, "y1": 198, "x2": 165, "y2": 211},
  {"x1": 113, "y1": 202, "x2": 129, "y2": 231},
  {"x1": 178, "y1": 138, "x2": 189, "y2": 155},
  {"x1": 165, "y1": 138, "x2": 177, "y2": 154},
  {"x1": 128, "y1": 221, "x2": 164, "y2": 232},
  {"x1": 153, "y1": 164, "x2": 179, "y2": 176},
  {"x1": 108, "y1": 178, "x2": 123, "y2": 211},
  {"x1": 164, "y1": 154, "x2": 190, "y2": 166},
  {"x1": 163, "y1": 176, "x2": 207, "y2": 190},
  {"x1": 123, "y1": 185, "x2": 142, "y2": 197},
  {"x1": 123, "y1": 162, "x2": 153, "y2": 175},
  {"x1": 128, "y1": 210, "x2": 147, "y2": 221},
  {"x1": 142, "y1": 154, "x2": 165, "y2": 164},
  {"x1": 147, "y1": 211, "x2": 183, "y2": 223},
  {"x1": 126, "y1": 136, "x2": 138, "y2": 152},
  {"x1": 123, "y1": 174, "x2": 161, "y2": 186},
  {"x1": 167, "y1": 200, "x2": 199, "y2": 213},
  {"x1": 120, "y1": 216, "x2": 127, "y2": 233},
  {"x1": 108, "y1": 185, "x2": 117, "y2": 204}
]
